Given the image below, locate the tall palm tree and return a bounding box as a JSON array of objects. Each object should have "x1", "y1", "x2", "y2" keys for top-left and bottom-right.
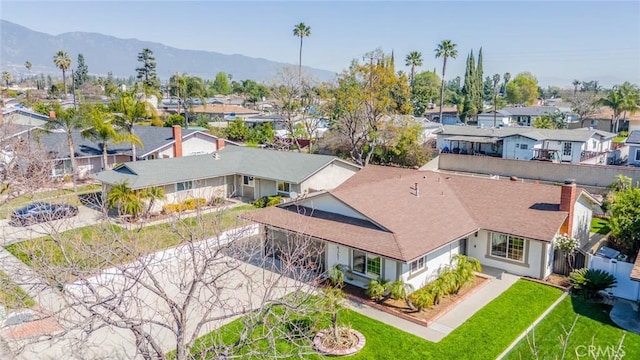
[
  {"x1": 293, "y1": 23, "x2": 311, "y2": 79},
  {"x1": 572, "y1": 80, "x2": 581, "y2": 95},
  {"x1": 109, "y1": 85, "x2": 154, "y2": 161},
  {"x1": 598, "y1": 84, "x2": 638, "y2": 133},
  {"x1": 53, "y1": 50, "x2": 72, "y2": 95},
  {"x1": 435, "y1": 40, "x2": 458, "y2": 123},
  {"x1": 405, "y1": 51, "x2": 423, "y2": 88},
  {"x1": 80, "y1": 103, "x2": 142, "y2": 171},
  {"x1": 43, "y1": 103, "x2": 85, "y2": 192}
]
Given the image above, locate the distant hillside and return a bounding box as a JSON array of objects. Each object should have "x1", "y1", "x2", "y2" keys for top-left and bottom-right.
[{"x1": 0, "y1": 20, "x2": 337, "y2": 82}]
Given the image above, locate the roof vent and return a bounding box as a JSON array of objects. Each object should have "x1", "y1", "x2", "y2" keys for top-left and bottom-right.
[{"x1": 213, "y1": 152, "x2": 220, "y2": 160}]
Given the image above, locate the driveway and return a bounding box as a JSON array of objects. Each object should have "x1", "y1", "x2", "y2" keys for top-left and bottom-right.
[{"x1": 0, "y1": 206, "x2": 105, "y2": 246}]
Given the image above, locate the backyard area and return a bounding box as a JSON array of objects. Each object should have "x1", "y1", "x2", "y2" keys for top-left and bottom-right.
[
  {"x1": 178, "y1": 280, "x2": 564, "y2": 359},
  {"x1": 4, "y1": 204, "x2": 256, "y2": 281},
  {"x1": 506, "y1": 295, "x2": 640, "y2": 359}
]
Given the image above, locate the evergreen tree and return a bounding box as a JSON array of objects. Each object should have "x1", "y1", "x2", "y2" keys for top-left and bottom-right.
[
  {"x1": 135, "y1": 48, "x2": 160, "y2": 94},
  {"x1": 74, "y1": 53, "x2": 89, "y2": 88},
  {"x1": 475, "y1": 48, "x2": 484, "y2": 113}
]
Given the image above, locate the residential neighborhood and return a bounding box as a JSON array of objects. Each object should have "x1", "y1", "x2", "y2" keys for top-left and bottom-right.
[{"x1": 1, "y1": 2, "x2": 639, "y2": 359}]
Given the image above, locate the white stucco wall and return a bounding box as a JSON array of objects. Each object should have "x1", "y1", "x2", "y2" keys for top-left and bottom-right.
[
  {"x1": 572, "y1": 194, "x2": 594, "y2": 245},
  {"x1": 400, "y1": 241, "x2": 461, "y2": 291},
  {"x1": 181, "y1": 134, "x2": 219, "y2": 156},
  {"x1": 301, "y1": 161, "x2": 359, "y2": 194},
  {"x1": 502, "y1": 136, "x2": 537, "y2": 160},
  {"x1": 467, "y1": 230, "x2": 546, "y2": 278},
  {"x1": 477, "y1": 115, "x2": 511, "y2": 128},
  {"x1": 297, "y1": 193, "x2": 368, "y2": 220}
]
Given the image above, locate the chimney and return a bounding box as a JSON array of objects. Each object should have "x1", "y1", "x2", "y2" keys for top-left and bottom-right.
[
  {"x1": 414, "y1": 182, "x2": 420, "y2": 197},
  {"x1": 173, "y1": 125, "x2": 183, "y2": 158},
  {"x1": 216, "y1": 138, "x2": 225, "y2": 151},
  {"x1": 560, "y1": 179, "x2": 577, "y2": 237}
]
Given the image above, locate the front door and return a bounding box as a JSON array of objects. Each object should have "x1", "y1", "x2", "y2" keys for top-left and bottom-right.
[{"x1": 562, "y1": 142, "x2": 573, "y2": 162}]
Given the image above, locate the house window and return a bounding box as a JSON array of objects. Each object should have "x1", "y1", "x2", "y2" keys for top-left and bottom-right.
[
  {"x1": 516, "y1": 143, "x2": 528, "y2": 150},
  {"x1": 176, "y1": 181, "x2": 193, "y2": 192},
  {"x1": 243, "y1": 176, "x2": 254, "y2": 186},
  {"x1": 563, "y1": 142, "x2": 572, "y2": 156},
  {"x1": 491, "y1": 233, "x2": 525, "y2": 262},
  {"x1": 635, "y1": 149, "x2": 640, "y2": 162},
  {"x1": 410, "y1": 256, "x2": 426, "y2": 273},
  {"x1": 277, "y1": 181, "x2": 291, "y2": 195},
  {"x1": 352, "y1": 250, "x2": 381, "y2": 277}
]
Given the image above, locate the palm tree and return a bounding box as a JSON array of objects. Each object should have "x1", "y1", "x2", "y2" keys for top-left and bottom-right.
[
  {"x1": 502, "y1": 72, "x2": 511, "y2": 96},
  {"x1": 138, "y1": 186, "x2": 165, "y2": 219},
  {"x1": 435, "y1": 40, "x2": 458, "y2": 123},
  {"x1": 492, "y1": 74, "x2": 501, "y2": 127},
  {"x1": 53, "y1": 50, "x2": 72, "y2": 95},
  {"x1": 80, "y1": 103, "x2": 142, "y2": 171},
  {"x1": 106, "y1": 181, "x2": 143, "y2": 218},
  {"x1": 42, "y1": 103, "x2": 85, "y2": 192},
  {"x1": 293, "y1": 23, "x2": 311, "y2": 79},
  {"x1": 572, "y1": 80, "x2": 581, "y2": 95},
  {"x1": 110, "y1": 85, "x2": 154, "y2": 161},
  {"x1": 405, "y1": 51, "x2": 423, "y2": 88},
  {"x1": 599, "y1": 83, "x2": 639, "y2": 133}
]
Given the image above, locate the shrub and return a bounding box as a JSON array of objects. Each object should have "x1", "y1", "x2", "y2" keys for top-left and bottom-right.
[
  {"x1": 326, "y1": 264, "x2": 346, "y2": 288},
  {"x1": 179, "y1": 198, "x2": 206, "y2": 211},
  {"x1": 162, "y1": 203, "x2": 181, "y2": 214},
  {"x1": 407, "y1": 289, "x2": 433, "y2": 311},
  {"x1": 569, "y1": 268, "x2": 617, "y2": 299},
  {"x1": 252, "y1": 195, "x2": 282, "y2": 208},
  {"x1": 365, "y1": 279, "x2": 387, "y2": 302},
  {"x1": 150, "y1": 117, "x2": 164, "y2": 127}
]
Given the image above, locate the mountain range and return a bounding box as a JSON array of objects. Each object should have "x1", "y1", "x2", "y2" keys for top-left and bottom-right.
[{"x1": 0, "y1": 20, "x2": 336, "y2": 83}]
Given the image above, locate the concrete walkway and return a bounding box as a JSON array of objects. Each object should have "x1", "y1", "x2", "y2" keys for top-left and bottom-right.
[{"x1": 345, "y1": 267, "x2": 520, "y2": 342}]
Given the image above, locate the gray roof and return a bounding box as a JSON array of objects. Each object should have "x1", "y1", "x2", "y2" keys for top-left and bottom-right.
[
  {"x1": 499, "y1": 106, "x2": 560, "y2": 117},
  {"x1": 626, "y1": 130, "x2": 640, "y2": 145},
  {"x1": 436, "y1": 125, "x2": 615, "y2": 143},
  {"x1": 2, "y1": 109, "x2": 49, "y2": 127},
  {"x1": 95, "y1": 146, "x2": 359, "y2": 189},
  {"x1": 36, "y1": 125, "x2": 204, "y2": 159}
]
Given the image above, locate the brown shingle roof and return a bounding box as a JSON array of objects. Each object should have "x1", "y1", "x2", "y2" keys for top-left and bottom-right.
[
  {"x1": 246, "y1": 165, "x2": 571, "y2": 262},
  {"x1": 631, "y1": 255, "x2": 640, "y2": 282}
]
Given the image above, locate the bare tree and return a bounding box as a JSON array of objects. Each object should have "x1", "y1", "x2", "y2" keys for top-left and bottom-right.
[
  {"x1": 569, "y1": 92, "x2": 600, "y2": 128},
  {"x1": 3, "y1": 202, "x2": 325, "y2": 360}
]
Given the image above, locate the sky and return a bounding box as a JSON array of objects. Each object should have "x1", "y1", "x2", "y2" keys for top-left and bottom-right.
[{"x1": 1, "y1": 0, "x2": 639, "y2": 87}]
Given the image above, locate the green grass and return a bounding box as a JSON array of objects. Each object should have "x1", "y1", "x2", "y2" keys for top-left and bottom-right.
[
  {"x1": 591, "y1": 217, "x2": 611, "y2": 235},
  {"x1": 5, "y1": 205, "x2": 256, "y2": 280},
  {"x1": 0, "y1": 184, "x2": 101, "y2": 219},
  {"x1": 181, "y1": 280, "x2": 562, "y2": 359},
  {"x1": 0, "y1": 270, "x2": 36, "y2": 310},
  {"x1": 506, "y1": 296, "x2": 640, "y2": 359}
]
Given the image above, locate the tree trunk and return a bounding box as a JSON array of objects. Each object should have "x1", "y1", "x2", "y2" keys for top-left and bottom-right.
[
  {"x1": 62, "y1": 69, "x2": 67, "y2": 96},
  {"x1": 67, "y1": 131, "x2": 78, "y2": 192},
  {"x1": 131, "y1": 124, "x2": 137, "y2": 161},
  {"x1": 102, "y1": 142, "x2": 109, "y2": 170},
  {"x1": 299, "y1": 36, "x2": 303, "y2": 80},
  {"x1": 438, "y1": 57, "x2": 448, "y2": 123}
]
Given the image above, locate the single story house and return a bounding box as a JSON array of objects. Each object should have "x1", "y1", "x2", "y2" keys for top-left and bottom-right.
[
  {"x1": 435, "y1": 126, "x2": 616, "y2": 164},
  {"x1": 477, "y1": 106, "x2": 574, "y2": 128},
  {"x1": 94, "y1": 146, "x2": 360, "y2": 212},
  {"x1": 37, "y1": 125, "x2": 234, "y2": 178},
  {"x1": 245, "y1": 166, "x2": 599, "y2": 290},
  {"x1": 1, "y1": 108, "x2": 50, "y2": 127},
  {"x1": 624, "y1": 130, "x2": 640, "y2": 166}
]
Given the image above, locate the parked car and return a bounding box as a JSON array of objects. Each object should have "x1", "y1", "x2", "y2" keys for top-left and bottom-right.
[{"x1": 10, "y1": 202, "x2": 79, "y2": 226}]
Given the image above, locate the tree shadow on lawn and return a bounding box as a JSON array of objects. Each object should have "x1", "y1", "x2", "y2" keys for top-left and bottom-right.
[{"x1": 570, "y1": 295, "x2": 615, "y2": 325}]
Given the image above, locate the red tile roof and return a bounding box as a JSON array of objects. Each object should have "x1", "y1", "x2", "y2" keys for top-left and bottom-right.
[{"x1": 246, "y1": 166, "x2": 570, "y2": 262}]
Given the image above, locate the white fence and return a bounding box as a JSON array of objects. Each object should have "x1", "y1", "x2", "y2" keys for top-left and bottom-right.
[{"x1": 588, "y1": 254, "x2": 640, "y2": 301}]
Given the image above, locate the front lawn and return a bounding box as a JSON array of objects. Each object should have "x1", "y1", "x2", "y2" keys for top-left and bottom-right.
[
  {"x1": 591, "y1": 217, "x2": 611, "y2": 235},
  {"x1": 180, "y1": 280, "x2": 562, "y2": 359},
  {"x1": 0, "y1": 270, "x2": 36, "y2": 310},
  {"x1": 506, "y1": 296, "x2": 640, "y2": 359},
  {"x1": 5, "y1": 205, "x2": 256, "y2": 280}
]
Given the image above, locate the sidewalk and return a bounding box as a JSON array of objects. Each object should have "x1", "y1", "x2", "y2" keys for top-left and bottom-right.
[{"x1": 345, "y1": 267, "x2": 520, "y2": 342}]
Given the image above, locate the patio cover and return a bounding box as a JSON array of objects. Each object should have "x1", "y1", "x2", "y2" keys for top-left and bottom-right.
[{"x1": 447, "y1": 135, "x2": 499, "y2": 144}]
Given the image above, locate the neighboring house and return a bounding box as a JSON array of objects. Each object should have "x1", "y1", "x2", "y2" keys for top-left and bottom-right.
[
  {"x1": 423, "y1": 106, "x2": 459, "y2": 123},
  {"x1": 1, "y1": 108, "x2": 50, "y2": 127},
  {"x1": 37, "y1": 125, "x2": 234, "y2": 178},
  {"x1": 477, "y1": 106, "x2": 575, "y2": 128},
  {"x1": 94, "y1": 146, "x2": 360, "y2": 212},
  {"x1": 435, "y1": 126, "x2": 616, "y2": 164},
  {"x1": 624, "y1": 130, "x2": 640, "y2": 166},
  {"x1": 190, "y1": 104, "x2": 261, "y2": 121},
  {"x1": 245, "y1": 166, "x2": 599, "y2": 289}
]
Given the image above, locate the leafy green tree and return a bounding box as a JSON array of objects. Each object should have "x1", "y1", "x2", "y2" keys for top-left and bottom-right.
[
  {"x1": 607, "y1": 180, "x2": 640, "y2": 255},
  {"x1": 225, "y1": 118, "x2": 249, "y2": 141},
  {"x1": 33, "y1": 102, "x2": 53, "y2": 115},
  {"x1": 136, "y1": 48, "x2": 160, "y2": 95},
  {"x1": 164, "y1": 114, "x2": 185, "y2": 127},
  {"x1": 411, "y1": 70, "x2": 440, "y2": 116},
  {"x1": 109, "y1": 85, "x2": 155, "y2": 161},
  {"x1": 42, "y1": 103, "x2": 85, "y2": 191},
  {"x1": 80, "y1": 103, "x2": 141, "y2": 170},
  {"x1": 246, "y1": 123, "x2": 274, "y2": 145},
  {"x1": 505, "y1": 72, "x2": 539, "y2": 106},
  {"x1": 53, "y1": 50, "x2": 72, "y2": 95},
  {"x1": 405, "y1": 51, "x2": 423, "y2": 88},
  {"x1": 483, "y1": 76, "x2": 494, "y2": 102},
  {"x1": 533, "y1": 115, "x2": 557, "y2": 129},
  {"x1": 374, "y1": 115, "x2": 427, "y2": 167},
  {"x1": 74, "y1": 53, "x2": 89, "y2": 89},
  {"x1": 293, "y1": 23, "x2": 311, "y2": 79},
  {"x1": 435, "y1": 40, "x2": 458, "y2": 122},
  {"x1": 210, "y1": 72, "x2": 231, "y2": 95}
]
